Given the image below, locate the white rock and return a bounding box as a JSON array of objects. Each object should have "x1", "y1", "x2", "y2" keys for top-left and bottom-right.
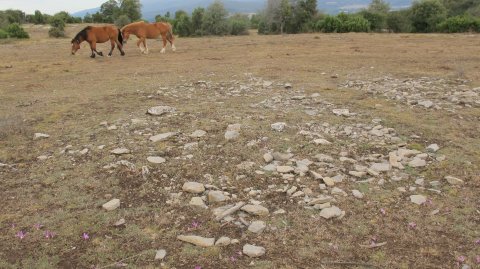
[
  {"x1": 313, "y1": 202, "x2": 331, "y2": 210},
  {"x1": 189, "y1": 197, "x2": 207, "y2": 208},
  {"x1": 271, "y1": 122, "x2": 287, "y2": 132},
  {"x1": 319, "y1": 206, "x2": 343, "y2": 219},
  {"x1": 263, "y1": 153, "x2": 274, "y2": 163},
  {"x1": 313, "y1": 139, "x2": 332, "y2": 145},
  {"x1": 322, "y1": 177, "x2": 335, "y2": 187},
  {"x1": 315, "y1": 154, "x2": 334, "y2": 162},
  {"x1": 352, "y1": 190, "x2": 364, "y2": 199},
  {"x1": 208, "y1": 191, "x2": 227, "y2": 203},
  {"x1": 418, "y1": 100, "x2": 434, "y2": 108},
  {"x1": 408, "y1": 158, "x2": 427, "y2": 168},
  {"x1": 111, "y1": 148, "x2": 130, "y2": 155},
  {"x1": 426, "y1": 144, "x2": 440, "y2": 153},
  {"x1": 272, "y1": 152, "x2": 294, "y2": 161},
  {"x1": 227, "y1": 123, "x2": 242, "y2": 132},
  {"x1": 150, "y1": 132, "x2": 177, "y2": 142},
  {"x1": 147, "y1": 106, "x2": 176, "y2": 116},
  {"x1": 190, "y1": 130, "x2": 207, "y2": 138},
  {"x1": 34, "y1": 133, "x2": 49, "y2": 140},
  {"x1": 37, "y1": 155, "x2": 48, "y2": 161},
  {"x1": 225, "y1": 130, "x2": 240, "y2": 141},
  {"x1": 273, "y1": 209, "x2": 286, "y2": 214},
  {"x1": 177, "y1": 235, "x2": 215, "y2": 247},
  {"x1": 155, "y1": 249, "x2": 167, "y2": 260},
  {"x1": 444, "y1": 176, "x2": 464, "y2": 185},
  {"x1": 147, "y1": 156, "x2": 166, "y2": 164},
  {"x1": 243, "y1": 244, "x2": 266, "y2": 258},
  {"x1": 410, "y1": 194, "x2": 427, "y2": 205},
  {"x1": 277, "y1": 166, "x2": 294, "y2": 173},
  {"x1": 242, "y1": 204, "x2": 269, "y2": 216},
  {"x1": 248, "y1": 221, "x2": 266, "y2": 234},
  {"x1": 215, "y1": 236, "x2": 231, "y2": 246},
  {"x1": 102, "y1": 199, "x2": 120, "y2": 211},
  {"x1": 370, "y1": 163, "x2": 391, "y2": 172},
  {"x1": 182, "y1": 182, "x2": 205, "y2": 194}
]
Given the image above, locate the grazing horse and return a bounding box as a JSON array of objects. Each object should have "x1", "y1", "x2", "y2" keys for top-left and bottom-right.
[
  {"x1": 71, "y1": 25, "x2": 125, "y2": 58},
  {"x1": 121, "y1": 21, "x2": 176, "y2": 54}
]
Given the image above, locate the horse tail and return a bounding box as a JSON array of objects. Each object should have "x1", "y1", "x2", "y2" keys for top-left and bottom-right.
[
  {"x1": 167, "y1": 23, "x2": 174, "y2": 41},
  {"x1": 117, "y1": 28, "x2": 123, "y2": 44}
]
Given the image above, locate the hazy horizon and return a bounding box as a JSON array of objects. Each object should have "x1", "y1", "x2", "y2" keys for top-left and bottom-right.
[{"x1": 0, "y1": 0, "x2": 106, "y2": 14}]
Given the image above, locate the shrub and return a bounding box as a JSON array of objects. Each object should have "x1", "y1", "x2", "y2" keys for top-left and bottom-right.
[
  {"x1": 229, "y1": 14, "x2": 250, "y2": 35},
  {"x1": 438, "y1": 15, "x2": 479, "y2": 33},
  {"x1": 360, "y1": 10, "x2": 386, "y2": 31},
  {"x1": 48, "y1": 16, "x2": 65, "y2": 38},
  {"x1": 343, "y1": 15, "x2": 371, "y2": 32},
  {"x1": 6, "y1": 23, "x2": 29, "y2": 38},
  {"x1": 410, "y1": 0, "x2": 447, "y2": 32},
  {"x1": 387, "y1": 10, "x2": 412, "y2": 32},
  {"x1": 0, "y1": 29, "x2": 9, "y2": 39},
  {"x1": 114, "y1": 14, "x2": 131, "y2": 28},
  {"x1": 320, "y1": 15, "x2": 343, "y2": 33},
  {"x1": 48, "y1": 27, "x2": 65, "y2": 38}
]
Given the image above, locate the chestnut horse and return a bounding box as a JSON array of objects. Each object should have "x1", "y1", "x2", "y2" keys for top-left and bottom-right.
[
  {"x1": 71, "y1": 26, "x2": 125, "y2": 58},
  {"x1": 121, "y1": 21, "x2": 176, "y2": 54}
]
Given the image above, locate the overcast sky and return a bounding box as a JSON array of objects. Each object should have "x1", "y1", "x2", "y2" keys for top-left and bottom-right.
[{"x1": 0, "y1": 0, "x2": 105, "y2": 14}]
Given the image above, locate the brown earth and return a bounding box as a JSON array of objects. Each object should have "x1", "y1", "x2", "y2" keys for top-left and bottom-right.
[{"x1": 0, "y1": 24, "x2": 479, "y2": 269}]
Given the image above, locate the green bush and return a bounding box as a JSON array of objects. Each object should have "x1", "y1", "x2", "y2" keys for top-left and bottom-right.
[
  {"x1": 48, "y1": 27, "x2": 65, "y2": 38},
  {"x1": 320, "y1": 15, "x2": 343, "y2": 33},
  {"x1": 344, "y1": 15, "x2": 371, "y2": 32},
  {"x1": 410, "y1": 0, "x2": 447, "y2": 32},
  {"x1": 387, "y1": 10, "x2": 412, "y2": 32},
  {"x1": 6, "y1": 23, "x2": 29, "y2": 38},
  {"x1": 360, "y1": 10, "x2": 386, "y2": 31},
  {"x1": 114, "y1": 14, "x2": 131, "y2": 28},
  {"x1": 229, "y1": 14, "x2": 250, "y2": 35},
  {"x1": 438, "y1": 15, "x2": 479, "y2": 32},
  {"x1": 0, "y1": 29, "x2": 9, "y2": 39}
]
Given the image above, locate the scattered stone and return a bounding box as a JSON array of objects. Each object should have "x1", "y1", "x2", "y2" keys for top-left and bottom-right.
[
  {"x1": 248, "y1": 221, "x2": 266, "y2": 234},
  {"x1": 147, "y1": 156, "x2": 166, "y2": 164},
  {"x1": 147, "y1": 106, "x2": 176, "y2": 116},
  {"x1": 189, "y1": 197, "x2": 207, "y2": 208},
  {"x1": 272, "y1": 152, "x2": 293, "y2": 161},
  {"x1": 190, "y1": 130, "x2": 207, "y2": 138},
  {"x1": 313, "y1": 138, "x2": 332, "y2": 145},
  {"x1": 284, "y1": 83, "x2": 292, "y2": 89},
  {"x1": 332, "y1": 109, "x2": 351, "y2": 117},
  {"x1": 34, "y1": 133, "x2": 49, "y2": 140},
  {"x1": 37, "y1": 155, "x2": 48, "y2": 161},
  {"x1": 418, "y1": 100, "x2": 434, "y2": 108},
  {"x1": 352, "y1": 190, "x2": 364, "y2": 199},
  {"x1": 208, "y1": 191, "x2": 227, "y2": 203},
  {"x1": 155, "y1": 249, "x2": 167, "y2": 260},
  {"x1": 277, "y1": 166, "x2": 294, "y2": 173},
  {"x1": 102, "y1": 199, "x2": 120, "y2": 211},
  {"x1": 319, "y1": 206, "x2": 344, "y2": 219},
  {"x1": 408, "y1": 158, "x2": 427, "y2": 168},
  {"x1": 271, "y1": 122, "x2": 287, "y2": 132},
  {"x1": 263, "y1": 153, "x2": 274, "y2": 163},
  {"x1": 426, "y1": 144, "x2": 440, "y2": 152},
  {"x1": 114, "y1": 218, "x2": 126, "y2": 227},
  {"x1": 225, "y1": 130, "x2": 240, "y2": 141},
  {"x1": 242, "y1": 204, "x2": 269, "y2": 216},
  {"x1": 177, "y1": 235, "x2": 215, "y2": 247},
  {"x1": 370, "y1": 163, "x2": 391, "y2": 172},
  {"x1": 313, "y1": 202, "x2": 331, "y2": 210},
  {"x1": 150, "y1": 132, "x2": 177, "y2": 142},
  {"x1": 111, "y1": 148, "x2": 130, "y2": 155},
  {"x1": 215, "y1": 202, "x2": 245, "y2": 221},
  {"x1": 444, "y1": 176, "x2": 464, "y2": 185},
  {"x1": 107, "y1": 125, "x2": 117, "y2": 130},
  {"x1": 215, "y1": 236, "x2": 232, "y2": 246},
  {"x1": 182, "y1": 182, "x2": 205, "y2": 194},
  {"x1": 322, "y1": 177, "x2": 335, "y2": 187},
  {"x1": 243, "y1": 244, "x2": 266, "y2": 258},
  {"x1": 273, "y1": 209, "x2": 286, "y2": 215},
  {"x1": 410, "y1": 194, "x2": 427, "y2": 205},
  {"x1": 315, "y1": 154, "x2": 334, "y2": 162}
]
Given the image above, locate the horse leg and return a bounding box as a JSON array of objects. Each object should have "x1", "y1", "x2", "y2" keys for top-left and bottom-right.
[
  {"x1": 143, "y1": 39, "x2": 149, "y2": 54},
  {"x1": 116, "y1": 40, "x2": 125, "y2": 56},
  {"x1": 160, "y1": 34, "x2": 167, "y2": 54},
  {"x1": 108, "y1": 39, "x2": 115, "y2": 57},
  {"x1": 88, "y1": 42, "x2": 96, "y2": 58},
  {"x1": 167, "y1": 35, "x2": 176, "y2": 51},
  {"x1": 137, "y1": 38, "x2": 145, "y2": 54},
  {"x1": 91, "y1": 41, "x2": 103, "y2": 57}
]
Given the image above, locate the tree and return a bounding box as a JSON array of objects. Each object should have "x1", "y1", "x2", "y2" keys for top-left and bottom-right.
[
  {"x1": 441, "y1": 0, "x2": 480, "y2": 16},
  {"x1": 277, "y1": 0, "x2": 292, "y2": 34},
  {"x1": 119, "y1": 0, "x2": 142, "y2": 21},
  {"x1": 410, "y1": 0, "x2": 447, "y2": 32},
  {"x1": 115, "y1": 14, "x2": 131, "y2": 28},
  {"x1": 191, "y1": 7, "x2": 205, "y2": 35},
  {"x1": 84, "y1": 13, "x2": 93, "y2": 23},
  {"x1": 290, "y1": 0, "x2": 318, "y2": 33},
  {"x1": 229, "y1": 14, "x2": 250, "y2": 35},
  {"x1": 202, "y1": 0, "x2": 229, "y2": 35},
  {"x1": 49, "y1": 15, "x2": 66, "y2": 37},
  {"x1": 174, "y1": 12, "x2": 192, "y2": 37},
  {"x1": 101, "y1": 0, "x2": 119, "y2": 23},
  {"x1": 33, "y1": 10, "x2": 45, "y2": 24},
  {"x1": 92, "y1": 12, "x2": 104, "y2": 23},
  {"x1": 387, "y1": 10, "x2": 412, "y2": 32},
  {"x1": 368, "y1": 0, "x2": 390, "y2": 14}
]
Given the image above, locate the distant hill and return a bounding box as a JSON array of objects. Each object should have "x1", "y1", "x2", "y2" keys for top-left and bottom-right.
[{"x1": 73, "y1": 0, "x2": 413, "y2": 21}]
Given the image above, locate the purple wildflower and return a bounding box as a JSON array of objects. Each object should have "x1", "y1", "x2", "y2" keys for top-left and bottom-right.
[
  {"x1": 11, "y1": 223, "x2": 16, "y2": 229},
  {"x1": 380, "y1": 208, "x2": 386, "y2": 215},
  {"x1": 194, "y1": 266, "x2": 202, "y2": 269},
  {"x1": 475, "y1": 239, "x2": 480, "y2": 245},
  {"x1": 457, "y1": 256, "x2": 466, "y2": 263},
  {"x1": 16, "y1": 231, "x2": 26, "y2": 239},
  {"x1": 33, "y1": 223, "x2": 44, "y2": 230},
  {"x1": 230, "y1": 256, "x2": 237, "y2": 262},
  {"x1": 82, "y1": 232, "x2": 90, "y2": 240},
  {"x1": 44, "y1": 230, "x2": 55, "y2": 239},
  {"x1": 408, "y1": 222, "x2": 417, "y2": 229},
  {"x1": 475, "y1": 255, "x2": 480, "y2": 264}
]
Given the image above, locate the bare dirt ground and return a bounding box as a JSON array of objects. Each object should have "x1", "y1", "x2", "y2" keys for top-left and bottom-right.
[{"x1": 0, "y1": 24, "x2": 479, "y2": 269}]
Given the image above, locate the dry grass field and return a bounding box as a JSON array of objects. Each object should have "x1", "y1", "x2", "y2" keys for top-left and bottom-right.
[{"x1": 0, "y1": 24, "x2": 479, "y2": 269}]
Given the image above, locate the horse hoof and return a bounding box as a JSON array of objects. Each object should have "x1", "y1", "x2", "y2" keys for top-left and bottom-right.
[
  {"x1": 121, "y1": 52, "x2": 125, "y2": 56},
  {"x1": 99, "y1": 52, "x2": 104, "y2": 57},
  {"x1": 91, "y1": 55, "x2": 96, "y2": 58}
]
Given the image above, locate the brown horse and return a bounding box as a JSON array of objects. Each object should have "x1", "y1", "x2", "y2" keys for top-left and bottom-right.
[
  {"x1": 121, "y1": 21, "x2": 176, "y2": 54},
  {"x1": 71, "y1": 25, "x2": 125, "y2": 58}
]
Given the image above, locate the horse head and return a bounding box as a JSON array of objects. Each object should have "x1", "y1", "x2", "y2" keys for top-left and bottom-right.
[
  {"x1": 121, "y1": 29, "x2": 130, "y2": 45},
  {"x1": 71, "y1": 39, "x2": 80, "y2": 55}
]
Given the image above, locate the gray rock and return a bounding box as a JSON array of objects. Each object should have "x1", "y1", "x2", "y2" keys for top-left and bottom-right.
[
  {"x1": 315, "y1": 154, "x2": 334, "y2": 162},
  {"x1": 418, "y1": 100, "x2": 434, "y2": 108},
  {"x1": 271, "y1": 122, "x2": 287, "y2": 132},
  {"x1": 242, "y1": 204, "x2": 269, "y2": 216},
  {"x1": 272, "y1": 152, "x2": 294, "y2": 161},
  {"x1": 34, "y1": 133, "x2": 50, "y2": 140},
  {"x1": 110, "y1": 148, "x2": 130, "y2": 155},
  {"x1": 370, "y1": 163, "x2": 391, "y2": 172},
  {"x1": 225, "y1": 130, "x2": 240, "y2": 141},
  {"x1": 189, "y1": 197, "x2": 207, "y2": 208},
  {"x1": 177, "y1": 235, "x2": 215, "y2": 247},
  {"x1": 243, "y1": 244, "x2": 266, "y2": 257},
  {"x1": 190, "y1": 130, "x2": 207, "y2": 138},
  {"x1": 263, "y1": 153, "x2": 274, "y2": 163},
  {"x1": 319, "y1": 206, "x2": 343, "y2": 219},
  {"x1": 332, "y1": 109, "x2": 351, "y2": 116},
  {"x1": 208, "y1": 191, "x2": 227, "y2": 203},
  {"x1": 277, "y1": 166, "x2": 294, "y2": 173},
  {"x1": 410, "y1": 194, "x2": 427, "y2": 205},
  {"x1": 102, "y1": 199, "x2": 120, "y2": 211},
  {"x1": 322, "y1": 177, "x2": 335, "y2": 187},
  {"x1": 313, "y1": 138, "x2": 332, "y2": 145},
  {"x1": 408, "y1": 158, "x2": 427, "y2": 168},
  {"x1": 215, "y1": 236, "x2": 231, "y2": 246},
  {"x1": 182, "y1": 182, "x2": 205, "y2": 194},
  {"x1": 147, "y1": 106, "x2": 176, "y2": 116},
  {"x1": 147, "y1": 156, "x2": 166, "y2": 164},
  {"x1": 150, "y1": 132, "x2": 177, "y2": 142},
  {"x1": 352, "y1": 190, "x2": 364, "y2": 199},
  {"x1": 154, "y1": 249, "x2": 167, "y2": 260},
  {"x1": 248, "y1": 221, "x2": 266, "y2": 234},
  {"x1": 426, "y1": 144, "x2": 440, "y2": 152},
  {"x1": 444, "y1": 176, "x2": 464, "y2": 185}
]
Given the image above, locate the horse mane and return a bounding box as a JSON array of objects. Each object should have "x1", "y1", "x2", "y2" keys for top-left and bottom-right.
[{"x1": 72, "y1": 26, "x2": 91, "y2": 43}]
